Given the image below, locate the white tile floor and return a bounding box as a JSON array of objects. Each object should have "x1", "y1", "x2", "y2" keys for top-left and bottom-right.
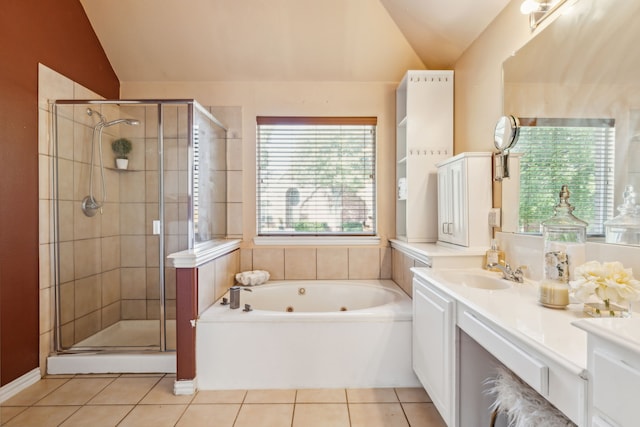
[{"x1": 0, "y1": 374, "x2": 447, "y2": 426}]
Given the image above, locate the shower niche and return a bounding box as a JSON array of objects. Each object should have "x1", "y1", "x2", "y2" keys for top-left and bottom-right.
[{"x1": 50, "y1": 100, "x2": 228, "y2": 353}]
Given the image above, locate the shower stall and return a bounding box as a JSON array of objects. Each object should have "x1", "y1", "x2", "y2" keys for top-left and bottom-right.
[{"x1": 49, "y1": 100, "x2": 227, "y2": 362}]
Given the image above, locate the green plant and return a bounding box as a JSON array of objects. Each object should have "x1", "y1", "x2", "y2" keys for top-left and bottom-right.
[
  {"x1": 293, "y1": 221, "x2": 329, "y2": 232},
  {"x1": 111, "y1": 138, "x2": 132, "y2": 159}
]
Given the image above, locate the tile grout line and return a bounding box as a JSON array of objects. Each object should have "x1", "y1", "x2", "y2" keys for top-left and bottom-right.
[{"x1": 394, "y1": 388, "x2": 413, "y2": 427}]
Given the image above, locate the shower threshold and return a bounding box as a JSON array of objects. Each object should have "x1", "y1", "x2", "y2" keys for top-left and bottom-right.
[{"x1": 47, "y1": 320, "x2": 176, "y2": 375}]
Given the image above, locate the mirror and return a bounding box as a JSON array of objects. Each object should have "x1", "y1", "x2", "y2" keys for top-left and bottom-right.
[
  {"x1": 502, "y1": 0, "x2": 640, "y2": 239},
  {"x1": 494, "y1": 115, "x2": 519, "y2": 152},
  {"x1": 493, "y1": 115, "x2": 520, "y2": 181}
]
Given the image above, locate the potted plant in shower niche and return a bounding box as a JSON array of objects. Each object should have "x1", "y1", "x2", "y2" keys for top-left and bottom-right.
[{"x1": 111, "y1": 138, "x2": 132, "y2": 170}]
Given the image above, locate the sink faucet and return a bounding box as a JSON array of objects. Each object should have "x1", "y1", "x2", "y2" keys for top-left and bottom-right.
[
  {"x1": 486, "y1": 262, "x2": 524, "y2": 283},
  {"x1": 229, "y1": 286, "x2": 252, "y2": 309}
]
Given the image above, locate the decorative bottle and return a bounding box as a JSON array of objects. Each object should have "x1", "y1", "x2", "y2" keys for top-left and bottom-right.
[
  {"x1": 604, "y1": 185, "x2": 640, "y2": 245},
  {"x1": 485, "y1": 239, "x2": 505, "y2": 272},
  {"x1": 539, "y1": 185, "x2": 587, "y2": 308}
]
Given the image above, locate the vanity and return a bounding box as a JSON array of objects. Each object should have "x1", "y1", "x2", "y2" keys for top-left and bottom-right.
[
  {"x1": 412, "y1": 263, "x2": 640, "y2": 427},
  {"x1": 412, "y1": 267, "x2": 589, "y2": 426}
]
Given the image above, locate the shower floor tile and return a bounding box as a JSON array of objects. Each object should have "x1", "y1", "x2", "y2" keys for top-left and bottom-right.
[{"x1": 72, "y1": 320, "x2": 176, "y2": 349}]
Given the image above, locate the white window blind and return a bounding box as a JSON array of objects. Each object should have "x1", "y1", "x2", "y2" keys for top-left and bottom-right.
[
  {"x1": 257, "y1": 116, "x2": 377, "y2": 236},
  {"x1": 511, "y1": 118, "x2": 615, "y2": 235}
]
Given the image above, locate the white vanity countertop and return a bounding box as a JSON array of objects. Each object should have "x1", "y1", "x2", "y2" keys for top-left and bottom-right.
[
  {"x1": 391, "y1": 239, "x2": 486, "y2": 257},
  {"x1": 573, "y1": 317, "x2": 640, "y2": 354},
  {"x1": 412, "y1": 267, "x2": 590, "y2": 373}
]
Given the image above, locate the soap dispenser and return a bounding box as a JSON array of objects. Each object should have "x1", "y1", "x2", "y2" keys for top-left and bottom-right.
[
  {"x1": 539, "y1": 185, "x2": 588, "y2": 308},
  {"x1": 604, "y1": 185, "x2": 640, "y2": 245},
  {"x1": 485, "y1": 239, "x2": 505, "y2": 272}
]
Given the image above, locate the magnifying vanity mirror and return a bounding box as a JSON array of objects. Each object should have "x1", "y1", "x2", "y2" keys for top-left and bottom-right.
[
  {"x1": 493, "y1": 115, "x2": 519, "y2": 180},
  {"x1": 501, "y1": 0, "x2": 640, "y2": 244},
  {"x1": 494, "y1": 115, "x2": 519, "y2": 152}
]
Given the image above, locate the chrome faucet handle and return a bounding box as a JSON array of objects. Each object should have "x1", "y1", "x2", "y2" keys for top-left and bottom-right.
[{"x1": 512, "y1": 267, "x2": 524, "y2": 283}]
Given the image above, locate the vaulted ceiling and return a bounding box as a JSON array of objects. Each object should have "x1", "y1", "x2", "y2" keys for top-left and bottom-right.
[{"x1": 80, "y1": 0, "x2": 510, "y2": 83}]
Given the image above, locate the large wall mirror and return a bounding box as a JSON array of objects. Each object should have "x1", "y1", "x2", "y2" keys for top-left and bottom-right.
[{"x1": 502, "y1": 0, "x2": 640, "y2": 243}]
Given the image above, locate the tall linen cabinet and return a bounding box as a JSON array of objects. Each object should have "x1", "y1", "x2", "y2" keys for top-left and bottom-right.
[{"x1": 396, "y1": 70, "x2": 453, "y2": 242}]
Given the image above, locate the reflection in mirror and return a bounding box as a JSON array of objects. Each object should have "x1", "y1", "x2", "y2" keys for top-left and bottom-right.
[
  {"x1": 520, "y1": 0, "x2": 568, "y2": 30},
  {"x1": 509, "y1": 117, "x2": 615, "y2": 235},
  {"x1": 502, "y1": 0, "x2": 640, "y2": 243}
]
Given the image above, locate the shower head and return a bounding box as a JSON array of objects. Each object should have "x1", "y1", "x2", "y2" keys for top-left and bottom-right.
[
  {"x1": 87, "y1": 108, "x2": 140, "y2": 128},
  {"x1": 101, "y1": 118, "x2": 141, "y2": 127},
  {"x1": 86, "y1": 108, "x2": 106, "y2": 123}
]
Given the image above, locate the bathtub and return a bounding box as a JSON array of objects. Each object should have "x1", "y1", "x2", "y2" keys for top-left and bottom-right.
[{"x1": 196, "y1": 280, "x2": 419, "y2": 390}]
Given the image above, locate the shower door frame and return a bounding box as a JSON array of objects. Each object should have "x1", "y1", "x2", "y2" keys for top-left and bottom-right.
[{"x1": 50, "y1": 99, "x2": 214, "y2": 353}]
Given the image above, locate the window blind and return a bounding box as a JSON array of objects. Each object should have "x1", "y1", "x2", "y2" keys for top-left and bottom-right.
[
  {"x1": 511, "y1": 118, "x2": 615, "y2": 235},
  {"x1": 257, "y1": 116, "x2": 377, "y2": 236}
]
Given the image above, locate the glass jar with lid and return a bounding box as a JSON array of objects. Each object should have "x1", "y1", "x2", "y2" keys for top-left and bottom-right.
[
  {"x1": 539, "y1": 185, "x2": 588, "y2": 308},
  {"x1": 604, "y1": 185, "x2": 640, "y2": 245}
]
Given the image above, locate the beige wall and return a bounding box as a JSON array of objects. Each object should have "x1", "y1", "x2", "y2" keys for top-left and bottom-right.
[
  {"x1": 121, "y1": 81, "x2": 398, "y2": 248},
  {"x1": 453, "y1": 0, "x2": 532, "y2": 156},
  {"x1": 453, "y1": 0, "x2": 540, "y2": 209}
]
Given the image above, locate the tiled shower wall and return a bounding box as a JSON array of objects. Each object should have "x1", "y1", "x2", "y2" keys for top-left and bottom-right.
[
  {"x1": 38, "y1": 65, "x2": 241, "y2": 374},
  {"x1": 39, "y1": 64, "x2": 120, "y2": 369}
]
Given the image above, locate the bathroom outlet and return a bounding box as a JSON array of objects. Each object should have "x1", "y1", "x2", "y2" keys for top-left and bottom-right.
[{"x1": 488, "y1": 208, "x2": 501, "y2": 228}]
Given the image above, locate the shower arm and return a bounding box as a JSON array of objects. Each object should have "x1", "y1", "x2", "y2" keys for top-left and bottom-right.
[{"x1": 83, "y1": 108, "x2": 139, "y2": 217}]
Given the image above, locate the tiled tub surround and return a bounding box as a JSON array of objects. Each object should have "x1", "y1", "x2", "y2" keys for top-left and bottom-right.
[
  {"x1": 173, "y1": 245, "x2": 396, "y2": 393},
  {"x1": 238, "y1": 246, "x2": 393, "y2": 282}
]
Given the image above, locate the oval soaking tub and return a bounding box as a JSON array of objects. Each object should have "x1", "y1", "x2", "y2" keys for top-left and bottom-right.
[{"x1": 196, "y1": 280, "x2": 419, "y2": 390}]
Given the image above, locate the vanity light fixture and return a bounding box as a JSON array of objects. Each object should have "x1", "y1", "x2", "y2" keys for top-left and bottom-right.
[{"x1": 520, "y1": 0, "x2": 567, "y2": 30}]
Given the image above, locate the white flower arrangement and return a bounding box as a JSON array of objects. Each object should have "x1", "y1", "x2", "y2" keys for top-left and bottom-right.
[{"x1": 569, "y1": 260, "x2": 640, "y2": 304}]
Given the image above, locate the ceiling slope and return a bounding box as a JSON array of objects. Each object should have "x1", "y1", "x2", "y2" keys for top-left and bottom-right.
[{"x1": 80, "y1": 0, "x2": 509, "y2": 83}]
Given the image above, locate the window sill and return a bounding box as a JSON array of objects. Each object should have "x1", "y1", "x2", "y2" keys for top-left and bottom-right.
[{"x1": 253, "y1": 236, "x2": 381, "y2": 246}]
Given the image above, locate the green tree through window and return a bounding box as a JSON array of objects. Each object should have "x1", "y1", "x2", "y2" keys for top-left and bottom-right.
[
  {"x1": 257, "y1": 117, "x2": 376, "y2": 236},
  {"x1": 512, "y1": 118, "x2": 615, "y2": 235}
]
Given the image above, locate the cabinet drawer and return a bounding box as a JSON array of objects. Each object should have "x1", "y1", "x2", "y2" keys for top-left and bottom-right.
[
  {"x1": 593, "y1": 350, "x2": 640, "y2": 427},
  {"x1": 459, "y1": 310, "x2": 549, "y2": 395}
]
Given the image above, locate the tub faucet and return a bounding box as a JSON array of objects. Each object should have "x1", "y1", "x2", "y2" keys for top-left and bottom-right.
[
  {"x1": 487, "y1": 262, "x2": 524, "y2": 283},
  {"x1": 229, "y1": 286, "x2": 252, "y2": 309}
]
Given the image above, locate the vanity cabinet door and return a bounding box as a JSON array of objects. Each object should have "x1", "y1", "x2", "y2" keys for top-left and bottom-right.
[
  {"x1": 437, "y1": 159, "x2": 466, "y2": 246},
  {"x1": 412, "y1": 275, "x2": 456, "y2": 426},
  {"x1": 436, "y1": 152, "x2": 491, "y2": 248},
  {"x1": 591, "y1": 349, "x2": 640, "y2": 427}
]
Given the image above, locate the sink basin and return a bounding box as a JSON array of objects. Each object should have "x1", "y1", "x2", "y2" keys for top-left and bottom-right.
[{"x1": 438, "y1": 271, "x2": 512, "y2": 290}]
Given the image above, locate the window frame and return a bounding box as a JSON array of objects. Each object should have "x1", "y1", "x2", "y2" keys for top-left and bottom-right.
[{"x1": 256, "y1": 116, "x2": 378, "y2": 241}]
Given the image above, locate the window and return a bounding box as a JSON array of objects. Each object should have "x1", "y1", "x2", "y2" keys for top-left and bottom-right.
[
  {"x1": 257, "y1": 116, "x2": 376, "y2": 236},
  {"x1": 511, "y1": 118, "x2": 615, "y2": 236}
]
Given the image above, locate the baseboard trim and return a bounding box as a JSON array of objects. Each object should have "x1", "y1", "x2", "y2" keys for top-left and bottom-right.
[
  {"x1": 0, "y1": 368, "x2": 41, "y2": 403},
  {"x1": 174, "y1": 378, "x2": 197, "y2": 395}
]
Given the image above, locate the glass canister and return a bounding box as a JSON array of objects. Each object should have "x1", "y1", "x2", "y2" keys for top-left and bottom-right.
[
  {"x1": 539, "y1": 185, "x2": 588, "y2": 308},
  {"x1": 604, "y1": 185, "x2": 640, "y2": 245}
]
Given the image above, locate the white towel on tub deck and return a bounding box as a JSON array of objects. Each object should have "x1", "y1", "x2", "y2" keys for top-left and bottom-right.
[{"x1": 235, "y1": 270, "x2": 270, "y2": 286}]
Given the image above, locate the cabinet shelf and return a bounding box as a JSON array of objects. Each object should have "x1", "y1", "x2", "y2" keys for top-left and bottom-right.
[{"x1": 395, "y1": 70, "x2": 453, "y2": 243}]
